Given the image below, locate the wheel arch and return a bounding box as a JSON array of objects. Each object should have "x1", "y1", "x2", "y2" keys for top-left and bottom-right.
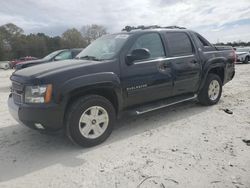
[
  {"x1": 199, "y1": 63, "x2": 225, "y2": 93},
  {"x1": 65, "y1": 84, "x2": 121, "y2": 114}
]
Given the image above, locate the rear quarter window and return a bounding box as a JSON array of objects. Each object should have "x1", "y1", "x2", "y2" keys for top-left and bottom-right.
[
  {"x1": 165, "y1": 32, "x2": 193, "y2": 57},
  {"x1": 194, "y1": 33, "x2": 215, "y2": 51}
]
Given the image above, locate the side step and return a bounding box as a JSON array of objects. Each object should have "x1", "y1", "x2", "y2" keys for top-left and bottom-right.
[{"x1": 128, "y1": 94, "x2": 197, "y2": 115}]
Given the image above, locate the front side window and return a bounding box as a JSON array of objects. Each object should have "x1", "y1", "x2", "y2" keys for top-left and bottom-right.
[
  {"x1": 130, "y1": 33, "x2": 165, "y2": 59},
  {"x1": 165, "y1": 32, "x2": 193, "y2": 56}
]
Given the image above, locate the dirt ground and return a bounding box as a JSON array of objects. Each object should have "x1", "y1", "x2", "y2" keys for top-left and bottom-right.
[{"x1": 0, "y1": 64, "x2": 249, "y2": 188}]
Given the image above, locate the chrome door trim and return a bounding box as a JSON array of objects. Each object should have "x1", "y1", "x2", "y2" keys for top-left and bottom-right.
[{"x1": 134, "y1": 55, "x2": 195, "y2": 65}]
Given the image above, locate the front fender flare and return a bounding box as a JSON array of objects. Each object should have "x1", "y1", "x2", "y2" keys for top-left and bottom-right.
[{"x1": 57, "y1": 72, "x2": 123, "y2": 109}]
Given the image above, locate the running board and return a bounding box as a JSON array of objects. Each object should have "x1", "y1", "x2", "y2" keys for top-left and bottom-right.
[{"x1": 131, "y1": 94, "x2": 197, "y2": 115}]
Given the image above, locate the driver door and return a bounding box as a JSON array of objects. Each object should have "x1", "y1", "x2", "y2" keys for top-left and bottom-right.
[{"x1": 120, "y1": 32, "x2": 174, "y2": 107}]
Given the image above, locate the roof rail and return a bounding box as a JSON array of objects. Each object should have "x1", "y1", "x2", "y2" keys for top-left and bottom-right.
[{"x1": 122, "y1": 25, "x2": 186, "y2": 32}]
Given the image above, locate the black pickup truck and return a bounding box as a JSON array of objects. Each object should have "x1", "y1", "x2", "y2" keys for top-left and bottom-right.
[{"x1": 8, "y1": 26, "x2": 235, "y2": 147}]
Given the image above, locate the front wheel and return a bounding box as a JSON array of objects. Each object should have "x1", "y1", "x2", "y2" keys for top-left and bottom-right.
[
  {"x1": 65, "y1": 95, "x2": 116, "y2": 147},
  {"x1": 3, "y1": 63, "x2": 10, "y2": 70},
  {"x1": 198, "y1": 73, "x2": 222, "y2": 106},
  {"x1": 244, "y1": 56, "x2": 249, "y2": 64}
]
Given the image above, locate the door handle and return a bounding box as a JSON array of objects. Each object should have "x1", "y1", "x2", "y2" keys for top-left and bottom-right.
[
  {"x1": 191, "y1": 60, "x2": 198, "y2": 64},
  {"x1": 159, "y1": 63, "x2": 171, "y2": 71}
]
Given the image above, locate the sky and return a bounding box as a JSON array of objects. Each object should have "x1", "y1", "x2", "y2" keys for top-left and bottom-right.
[{"x1": 0, "y1": 0, "x2": 250, "y2": 43}]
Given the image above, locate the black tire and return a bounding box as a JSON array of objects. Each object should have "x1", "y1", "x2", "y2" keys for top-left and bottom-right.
[
  {"x1": 198, "y1": 73, "x2": 222, "y2": 106},
  {"x1": 244, "y1": 56, "x2": 249, "y2": 64},
  {"x1": 3, "y1": 63, "x2": 10, "y2": 70},
  {"x1": 65, "y1": 95, "x2": 116, "y2": 147}
]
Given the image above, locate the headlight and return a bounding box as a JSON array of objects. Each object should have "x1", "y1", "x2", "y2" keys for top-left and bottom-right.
[{"x1": 25, "y1": 84, "x2": 52, "y2": 103}]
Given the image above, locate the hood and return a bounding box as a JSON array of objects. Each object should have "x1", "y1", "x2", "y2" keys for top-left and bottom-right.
[
  {"x1": 11, "y1": 59, "x2": 118, "y2": 89},
  {"x1": 13, "y1": 59, "x2": 102, "y2": 79}
]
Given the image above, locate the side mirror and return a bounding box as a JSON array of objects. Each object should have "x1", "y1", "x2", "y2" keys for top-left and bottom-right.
[{"x1": 126, "y1": 48, "x2": 150, "y2": 65}]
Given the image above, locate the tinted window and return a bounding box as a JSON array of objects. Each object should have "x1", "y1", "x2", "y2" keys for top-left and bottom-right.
[
  {"x1": 165, "y1": 32, "x2": 193, "y2": 56},
  {"x1": 195, "y1": 33, "x2": 211, "y2": 47},
  {"x1": 72, "y1": 50, "x2": 82, "y2": 58},
  {"x1": 130, "y1": 33, "x2": 165, "y2": 59}
]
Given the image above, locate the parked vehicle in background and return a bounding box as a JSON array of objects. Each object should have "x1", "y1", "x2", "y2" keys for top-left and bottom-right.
[
  {"x1": 10, "y1": 56, "x2": 38, "y2": 69},
  {"x1": 0, "y1": 61, "x2": 10, "y2": 70},
  {"x1": 235, "y1": 47, "x2": 250, "y2": 63},
  {"x1": 15, "y1": 48, "x2": 83, "y2": 70},
  {"x1": 8, "y1": 26, "x2": 235, "y2": 147}
]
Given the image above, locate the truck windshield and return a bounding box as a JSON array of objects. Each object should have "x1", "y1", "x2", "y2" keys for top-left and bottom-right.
[{"x1": 76, "y1": 34, "x2": 129, "y2": 60}]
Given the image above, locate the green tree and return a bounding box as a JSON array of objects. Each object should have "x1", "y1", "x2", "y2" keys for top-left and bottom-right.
[
  {"x1": 62, "y1": 28, "x2": 87, "y2": 48},
  {"x1": 1, "y1": 23, "x2": 23, "y2": 36},
  {"x1": 25, "y1": 34, "x2": 48, "y2": 58},
  {"x1": 0, "y1": 40, "x2": 4, "y2": 60},
  {"x1": 0, "y1": 23, "x2": 24, "y2": 60}
]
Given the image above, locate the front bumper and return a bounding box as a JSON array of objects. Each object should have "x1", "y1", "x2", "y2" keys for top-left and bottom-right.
[{"x1": 8, "y1": 94, "x2": 64, "y2": 131}]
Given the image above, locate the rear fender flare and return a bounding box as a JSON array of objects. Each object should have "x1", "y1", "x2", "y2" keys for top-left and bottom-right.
[{"x1": 199, "y1": 57, "x2": 226, "y2": 92}]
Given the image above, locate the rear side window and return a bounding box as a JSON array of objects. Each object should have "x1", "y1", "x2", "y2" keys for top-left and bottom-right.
[
  {"x1": 56, "y1": 51, "x2": 72, "y2": 60},
  {"x1": 165, "y1": 32, "x2": 193, "y2": 56},
  {"x1": 130, "y1": 33, "x2": 165, "y2": 59}
]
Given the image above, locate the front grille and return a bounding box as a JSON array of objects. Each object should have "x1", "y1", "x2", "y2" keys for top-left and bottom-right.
[
  {"x1": 12, "y1": 82, "x2": 23, "y2": 91},
  {"x1": 12, "y1": 93, "x2": 22, "y2": 104},
  {"x1": 11, "y1": 81, "x2": 24, "y2": 104}
]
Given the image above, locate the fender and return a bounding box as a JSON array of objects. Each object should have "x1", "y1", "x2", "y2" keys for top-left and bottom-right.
[
  {"x1": 198, "y1": 56, "x2": 227, "y2": 92},
  {"x1": 58, "y1": 72, "x2": 123, "y2": 110}
]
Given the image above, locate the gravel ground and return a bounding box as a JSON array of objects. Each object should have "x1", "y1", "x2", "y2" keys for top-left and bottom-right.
[{"x1": 0, "y1": 64, "x2": 249, "y2": 188}]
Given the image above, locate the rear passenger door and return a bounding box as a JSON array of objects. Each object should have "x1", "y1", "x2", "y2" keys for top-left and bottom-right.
[{"x1": 164, "y1": 32, "x2": 201, "y2": 95}]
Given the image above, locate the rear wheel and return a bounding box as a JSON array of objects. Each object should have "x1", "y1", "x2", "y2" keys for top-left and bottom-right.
[
  {"x1": 198, "y1": 73, "x2": 222, "y2": 106},
  {"x1": 66, "y1": 95, "x2": 116, "y2": 147}
]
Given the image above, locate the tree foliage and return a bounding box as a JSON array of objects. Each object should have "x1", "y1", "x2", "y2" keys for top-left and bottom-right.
[
  {"x1": 0, "y1": 23, "x2": 107, "y2": 61},
  {"x1": 62, "y1": 28, "x2": 87, "y2": 48},
  {"x1": 81, "y1": 24, "x2": 107, "y2": 44}
]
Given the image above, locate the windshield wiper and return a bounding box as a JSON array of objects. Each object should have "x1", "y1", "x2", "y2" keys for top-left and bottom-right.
[{"x1": 76, "y1": 55, "x2": 101, "y2": 61}]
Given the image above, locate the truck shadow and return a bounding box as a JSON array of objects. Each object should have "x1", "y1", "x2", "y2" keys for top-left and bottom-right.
[
  {"x1": 235, "y1": 62, "x2": 250, "y2": 65},
  {"x1": 0, "y1": 101, "x2": 209, "y2": 182}
]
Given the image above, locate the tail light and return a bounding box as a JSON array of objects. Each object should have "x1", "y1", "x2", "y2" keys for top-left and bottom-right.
[
  {"x1": 233, "y1": 50, "x2": 237, "y2": 63},
  {"x1": 231, "y1": 49, "x2": 236, "y2": 64}
]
